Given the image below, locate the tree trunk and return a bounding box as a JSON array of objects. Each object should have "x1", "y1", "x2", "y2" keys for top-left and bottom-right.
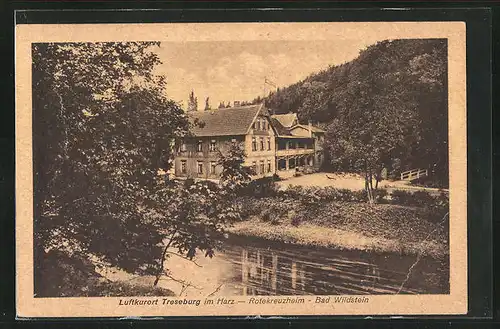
[
  {"x1": 365, "y1": 172, "x2": 374, "y2": 204},
  {"x1": 374, "y1": 167, "x2": 383, "y2": 190},
  {"x1": 153, "y1": 230, "x2": 177, "y2": 287}
]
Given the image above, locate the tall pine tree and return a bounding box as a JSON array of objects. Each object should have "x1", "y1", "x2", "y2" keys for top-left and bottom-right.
[{"x1": 187, "y1": 90, "x2": 198, "y2": 112}]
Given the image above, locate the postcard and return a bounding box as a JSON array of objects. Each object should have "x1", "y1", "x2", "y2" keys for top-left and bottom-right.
[{"x1": 15, "y1": 21, "x2": 467, "y2": 317}]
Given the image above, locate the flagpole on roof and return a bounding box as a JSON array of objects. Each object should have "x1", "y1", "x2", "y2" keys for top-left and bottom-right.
[{"x1": 263, "y1": 76, "x2": 277, "y2": 98}]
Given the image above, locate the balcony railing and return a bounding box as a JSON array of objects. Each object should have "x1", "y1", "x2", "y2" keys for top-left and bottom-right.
[{"x1": 276, "y1": 148, "x2": 315, "y2": 157}]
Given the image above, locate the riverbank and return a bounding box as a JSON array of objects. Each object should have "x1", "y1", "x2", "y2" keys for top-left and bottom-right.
[
  {"x1": 230, "y1": 199, "x2": 449, "y2": 259},
  {"x1": 35, "y1": 250, "x2": 175, "y2": 297}
]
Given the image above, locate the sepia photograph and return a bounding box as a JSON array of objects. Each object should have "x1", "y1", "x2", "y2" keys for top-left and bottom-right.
[{"x1": 15, "y1": 22, "x2": 467, "y2": 317}]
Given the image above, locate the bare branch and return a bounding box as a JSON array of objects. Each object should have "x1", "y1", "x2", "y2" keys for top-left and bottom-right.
[
  {"x1": 165, "y1": 251, "x2": 203, "y2": 268},
  {"x1": 161, "y1": 273, "x2": 202, "y2": 291},
  {"x1": 206, "y1": 283, "x2": 224, "y2": 297},
  {"x1": 396, "y1": 212, "x2": 449, "y2": 294}
]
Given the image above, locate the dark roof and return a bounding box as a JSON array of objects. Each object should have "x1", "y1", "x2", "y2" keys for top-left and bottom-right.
[{"x1": 188, "y1": 104, "x2": 263, "y2": 137}]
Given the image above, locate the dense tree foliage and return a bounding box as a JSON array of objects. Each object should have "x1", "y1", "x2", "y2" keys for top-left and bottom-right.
[
  {"x1": 217, "y1": 142, "x2": 253, "y2": 193},
  {"x1": 149, "y1": 142, "x2": 250, "y2": 286},
  {"x1": 263, "y1": 39, "x2": 448, "y2": 188},
  {"x1": 32, "y1": 42, "x2": 244, "y2": 292}
]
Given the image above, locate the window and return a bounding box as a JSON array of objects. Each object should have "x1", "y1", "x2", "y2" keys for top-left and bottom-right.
[
  {"x1": 210, "y1": 162, "x2": 217, "y2": 175},
  {"x1": 209, "y1": 139, "x2": 217, "y2": 152},
  {"x1": 181, "y1": 160, "x2": 187, "y2": 174},
  {"x1": 252, "y1": 161, "x2": 257, "y2": 174},
  {"x1": 278, "y1": 159, "x2": 287, "y2": 170},
  {"x1": 262, "y1": 120, "x2": 267, "y2": 130},
  {"x1": 260, "y1": 160, "x2": 265, "y2": 174},
  {"x1": 197, "y1": 161, "x2": 204, "y2": 174},
  {"x1": 256, "y1": 120, "x2": 261, "y2": 130},
  {"x1": 260, "y1": 137, "x2": 264, "y2": 151},
  {"x1": 267, "y1": 137, "x2": 271, "y2": 150},
  {"x1": 267, "y1": 160, "x2": 272, "y2": 173},
  {"x1": 252, "y1": 137, "x2": 257, "y2": 151},
  {"x1": 252, "y1": 122, "x2": 256, "y2": 130},
  {"x1": 180, "y1": 142, "x2": 187, "y2": 152},
  {"x1": 231, "y1": 138, "x2": 237, "y2": 143},
  {"x1": 197, "y1": 140, "x2": 203, "y2": 152},
  {"x1": 289, "y1": 141, "x2": 296, "y2": 149}
]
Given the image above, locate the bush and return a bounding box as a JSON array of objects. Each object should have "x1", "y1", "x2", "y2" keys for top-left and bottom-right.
[
  {"x1": 235, "y1": 196, "x2": 261, "y2": 219},
  {"x1": 280, "y1": 185, "x2": 370, "y2": 203},
  {"x1": 390, "y1": 190, "x2": 437, "y2": 207},
  {"x1": 258, "y1": 198, "x2": 295, "y2": 225},
  {"x1": 391, "y1": 190, "x2": 449, "y2": 211},
  {"x1": 374, "y1": 189, "x2": 389, "y2": 203},
  {"x1": 241, "y1": 176, "x2": 279, "y2": 197},
  {"x1": 35, "y1": 250, "x2": 175, "y2": 297},
  {"x1": 290, "y1": 210, "x2": 302, "y2": 226}
]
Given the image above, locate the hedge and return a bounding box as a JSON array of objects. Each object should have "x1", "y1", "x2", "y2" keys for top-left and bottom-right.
[{"x1": 277, "y1": 185, "x2": 448, "y2": 208}]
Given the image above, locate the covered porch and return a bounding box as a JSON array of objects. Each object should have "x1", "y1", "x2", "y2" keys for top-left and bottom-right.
[{"x1": 276, "y1": 153, "x2": 315, "y2": 179}]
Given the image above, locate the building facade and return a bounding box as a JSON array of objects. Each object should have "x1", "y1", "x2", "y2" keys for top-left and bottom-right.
[{"x1": 173, "y1": 103, "x2": 325, "y2": 180}]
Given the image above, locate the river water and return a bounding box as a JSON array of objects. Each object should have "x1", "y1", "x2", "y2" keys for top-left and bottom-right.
[{"x1": 104, "y1": 235, "x2": 449, "y2": 297}]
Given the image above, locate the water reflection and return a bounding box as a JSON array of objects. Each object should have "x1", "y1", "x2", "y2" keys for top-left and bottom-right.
[
  {"x1": 223, "y1": 237, "x2": 448, "y2": 296},
  {"x1": 99, "y1": 235, "x2": 448, "y2": 297}
]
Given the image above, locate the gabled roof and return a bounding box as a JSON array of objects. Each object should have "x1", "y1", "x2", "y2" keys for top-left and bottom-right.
[
  {"x1": 187, "y1": 104, "x2": 263, "y2": 137},
  {"x1": 269, "y1": 117, "x2": 292, "y2": 136},
  {"x1": 291, "y1": 124, "x2": 326, "y2": 133},
  {"x1": 271, "y1": 113, "x2": 298, "y2": 128}
]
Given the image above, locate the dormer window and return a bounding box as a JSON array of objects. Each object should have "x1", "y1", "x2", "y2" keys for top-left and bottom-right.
[{"x1": 197, "y1": 140, "x2": 203, "y2": 152}]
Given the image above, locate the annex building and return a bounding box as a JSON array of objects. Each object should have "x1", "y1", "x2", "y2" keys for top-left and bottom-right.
[{"x1": 173, "y1": 103, "x2": 325, "y2": 180}]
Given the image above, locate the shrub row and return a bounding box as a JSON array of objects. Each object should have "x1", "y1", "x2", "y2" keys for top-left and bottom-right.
[{"x1": 238, "y1": 178, "x2": 449, "y2": 209}]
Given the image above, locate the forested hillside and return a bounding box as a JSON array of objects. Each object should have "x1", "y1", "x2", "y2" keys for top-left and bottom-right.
[{"x1": 261, "y1": 39, "x2": 448, "y2": 187}]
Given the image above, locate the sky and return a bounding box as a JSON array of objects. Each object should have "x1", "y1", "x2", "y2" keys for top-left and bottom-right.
[{"x1": 153, "y1": 38, "x2": 383, "y2": 109}]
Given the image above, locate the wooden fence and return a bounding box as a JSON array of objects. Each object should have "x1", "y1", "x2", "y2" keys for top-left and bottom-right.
[{"x1": 400, "y1": 168, "x2": 428, "y2": 181}]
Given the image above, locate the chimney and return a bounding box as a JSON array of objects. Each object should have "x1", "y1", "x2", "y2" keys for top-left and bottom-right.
[{"x1": 233, "y1": 101, "x2": 240, "y2": 107}]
